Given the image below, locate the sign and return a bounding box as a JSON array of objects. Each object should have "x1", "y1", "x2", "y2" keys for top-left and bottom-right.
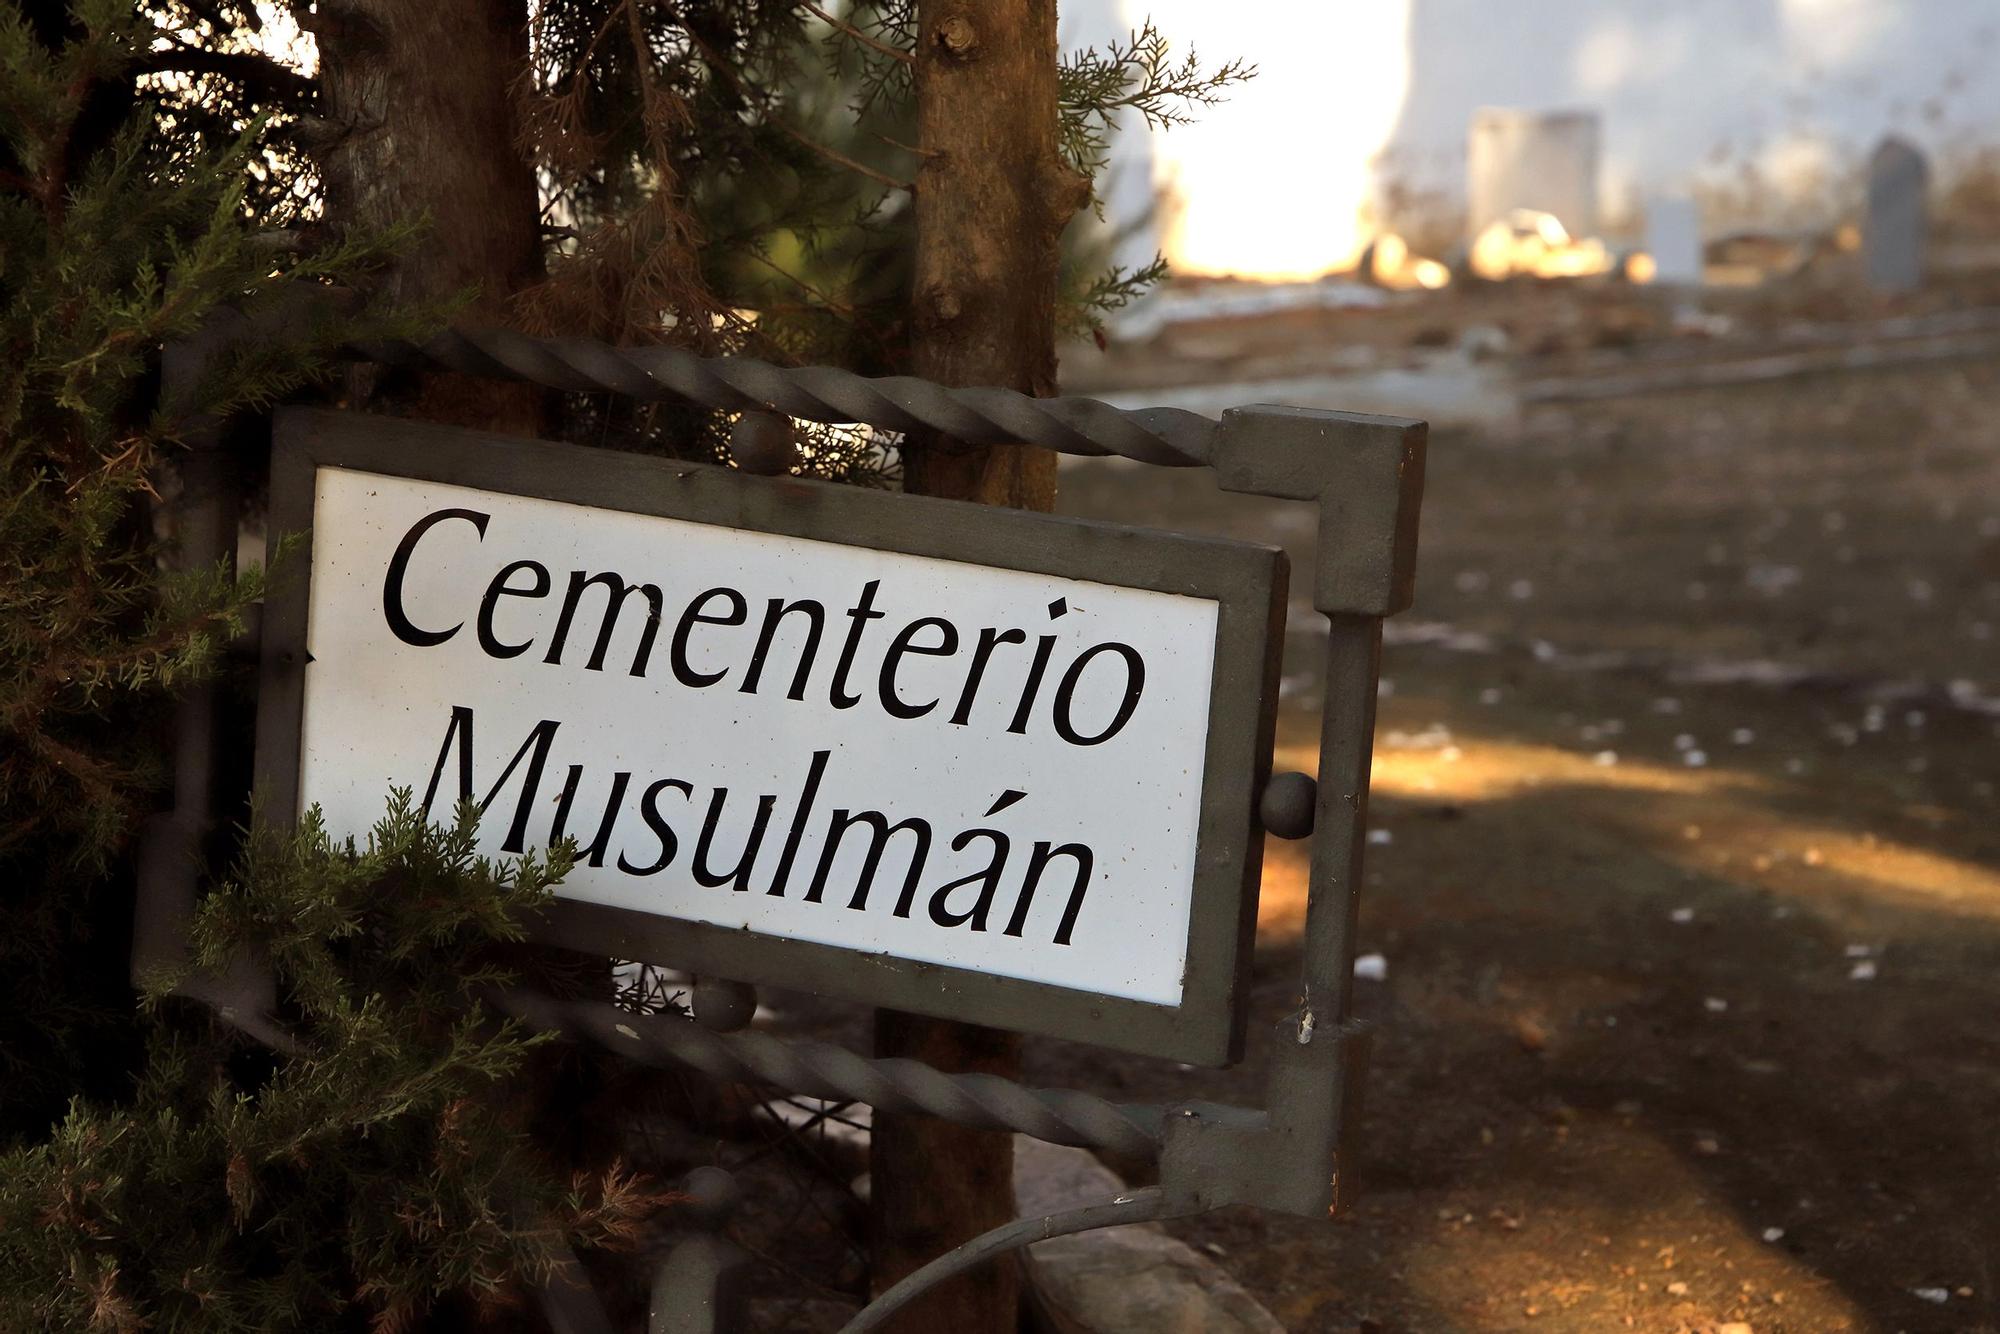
[{"x1": 258, "y1": 410, "x2": 1285, "y2": 1063}]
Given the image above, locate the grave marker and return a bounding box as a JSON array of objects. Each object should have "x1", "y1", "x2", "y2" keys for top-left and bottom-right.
[
  {"x1": 1866, "y1": 135, "x2": 1929, "y2": 294},
  {"x1": 1467, "y1": 107, "x2": 1602, "y2": 240},
  {"x1": 1644, "y1": 195, "x2": 1704, "y2": 286}
]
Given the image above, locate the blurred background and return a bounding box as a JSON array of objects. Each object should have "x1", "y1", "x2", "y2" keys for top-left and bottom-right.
[{"x1": 1023, "y1": 3, "x2": 2000, "y2": 1331}]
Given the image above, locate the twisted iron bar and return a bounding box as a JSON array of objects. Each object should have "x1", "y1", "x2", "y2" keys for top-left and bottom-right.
[
  {"x1": 495, "y1": 987, "x2": 1165, "y2": 1161},
  {"x1": 354, "y1": 328, "x2": 1217, "y2": 468}
]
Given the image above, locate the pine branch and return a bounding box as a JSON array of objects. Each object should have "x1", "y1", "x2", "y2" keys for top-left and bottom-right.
[
  {"x1": 683, "y1": 25, "x2": 912, "y2": 193},
  {"x1": 800, "y1": 2, "x2": 913, "y2": 65}
]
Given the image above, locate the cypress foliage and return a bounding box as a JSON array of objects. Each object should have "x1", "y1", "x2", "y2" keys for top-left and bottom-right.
[
  {"x1": 0, "y1": 2, "x2": 1251, "y2": 1325},
  {"x1": 0, "y1": 798, "x2": 675, "y2": 1332},
  {"x1": 0, "y1": 8, "x2": 665, "y2": 1328}
]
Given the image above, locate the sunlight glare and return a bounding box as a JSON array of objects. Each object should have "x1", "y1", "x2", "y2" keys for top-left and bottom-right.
[{"x1": 1133, "y1": 0, "x2": 1413, "y2": 281}]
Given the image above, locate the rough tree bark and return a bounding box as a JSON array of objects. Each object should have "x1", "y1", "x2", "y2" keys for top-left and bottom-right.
[
  {"x1": 870, "y1": 3, "x2": 1092, "y2": 1328},
  {"x1": 306, "y1": 5, "x2": 576, "y2": 1328},
  {"x1": 306, "y1": 0, "x2": 544, "y2": 434}
]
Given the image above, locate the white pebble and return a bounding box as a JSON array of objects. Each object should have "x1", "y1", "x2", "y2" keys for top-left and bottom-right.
[
  {"x1": 1674, "y1": 733, "x2": 1698, "y2": 751},
  {"x1": 1704, "y1": 997, "x2": 1729, "y2": 1013},
  {"x1": 1731, "y1": 727, "x2": 1755, "y2": 744},
  {"x1": 1670, "y1": 907, "x2": 1695, "y2": 924},
  {"x1": 1479, "y1": 687, "x2": 1502, "y2": 705},
  {"x1": 1509, "y1": 579, "x2": 1535, "y2": 600},
  {"x1": 1912, "y1": 1287, "x2": 1950, "y2": 1304},
  {"x1": 1353, "y1": 953, "x2": 1388, "y2": 981},
  {"x1": 1367, "y1": 828, "x2": 1393, "y2": 846},
  {"x1": 1593, "y1": 750, "x2": 1619, "y2": 766},
  {"x1": 1849, "y1": 960, "x2": 1878, "y2": 981},
  {"x1": 1684, "y1": 750, "x2": 1709, "y2": 768},
  {"x1": 1762, "y1": 1226, "x2": 1786, "y2": 1242}
]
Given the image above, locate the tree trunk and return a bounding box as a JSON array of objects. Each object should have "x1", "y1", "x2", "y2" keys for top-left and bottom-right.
[
  {"x1": 307, "y1": 0, "x2": 544, "y2": 434},
  {"x1": 308, "y1": 6, "x2": 562, "y2": 1328},
  {"x1": 870, "y1": 4, "x2": 1090, "y2": 1328}
]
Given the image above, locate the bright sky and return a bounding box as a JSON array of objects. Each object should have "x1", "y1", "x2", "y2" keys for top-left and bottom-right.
[{"x1": 1133, "y1": 0, "x2": 1414, "y2": 280}]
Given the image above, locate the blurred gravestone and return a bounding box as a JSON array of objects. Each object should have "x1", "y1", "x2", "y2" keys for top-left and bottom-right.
[
  {"x1": 1467, "y1": 108, "x2": 1601, "y2": 239},
  {"x1": 1644, "y1": 195, "x2": 1704, "y2": 285},
  {"x1": 1865, "y1": 136, "x2": 1929, "y2": 293}
]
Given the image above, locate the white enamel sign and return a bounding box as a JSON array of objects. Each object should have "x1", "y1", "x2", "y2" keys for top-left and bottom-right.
[{"x1": 297, "y1": 467, "x2": 1227, "y2": 1006}]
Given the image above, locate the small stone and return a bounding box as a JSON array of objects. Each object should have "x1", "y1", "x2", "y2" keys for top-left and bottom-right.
[
  {"x1": 1761, "y1": 1226, "x2": 1785, "y2": 1242},
  {"x1": 1704, "y1": 997, "x2": 1729, "y2": 1013},
  {"x1": 1670, "y1": 907, "x2": 1695, "y2": 924},
  {"x1": 1849, "y1": 960, "x2": 1878, "y2": 981},
  {"x1": 1666, "y1": 1281, "x2": 1690, "y2": 1297},
  {"x1": 1912, "y1": 1287, "x2": 1950, "y2": 1304},
  {"x1": 1367, "y1": 828, "x2": 1393, "y2": 846},
  {"x1": 1732, "y1": 727, "x2": 1756, "y2": 744},
  {"x1": 1694, "y1": 1136, "x2": 1721, "y2": 1155},
  {"x1": 1594, "y1": 749, "x2": 1619, "y2": 766},
  {"x1": 1353, "y1": 953, "x2": 1388, "y2": 982},
  {"x1": 1684, "y1": 749, "x2": 1709, "y2": 768}
]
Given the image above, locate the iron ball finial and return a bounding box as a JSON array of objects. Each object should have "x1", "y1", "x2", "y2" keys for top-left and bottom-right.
[
  {"x1": 692, "y1": 975, "x2": 759, "y2": 1032},
  {"x1": 730, "y1": 411, "x2": 800, "y2": 476},
  {"x1": 1260, "y1": 771, "x2": 1317, "y2": 839}
]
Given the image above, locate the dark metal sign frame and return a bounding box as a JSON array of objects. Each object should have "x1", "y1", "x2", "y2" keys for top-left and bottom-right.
[
  {"x1": 137, "y1": 319, "x2": 1427, "y2": 1334},
  {"x1": 258, "y1": 408, "x2": 1285, "y2": 1066}
]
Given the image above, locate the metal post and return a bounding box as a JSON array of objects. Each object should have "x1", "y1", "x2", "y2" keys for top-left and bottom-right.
[
  {"x1": 1298, "y1": 614, "x2": 1386, "y2": 1026},
  {"x1": 650, "y1": 1167, "x2": 749, "y2": 1334}
]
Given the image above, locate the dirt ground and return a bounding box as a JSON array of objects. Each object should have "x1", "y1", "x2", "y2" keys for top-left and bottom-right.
[
  {"x1": 702, "y1": 301, "x2": 2000, "y2": 1333},
  {"x1": 1036, "y1": 351, "x2": 2000, "y2": 1334}
]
